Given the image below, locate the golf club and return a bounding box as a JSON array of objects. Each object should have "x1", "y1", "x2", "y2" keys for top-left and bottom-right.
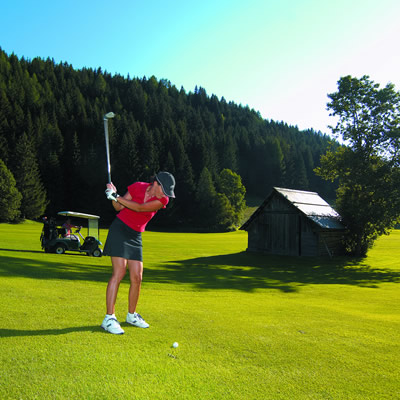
[{"x1": 103, "y1": 112, "x2": 115, "y2": 183}]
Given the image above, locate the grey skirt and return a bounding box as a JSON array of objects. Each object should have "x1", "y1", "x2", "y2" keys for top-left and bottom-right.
[{"x1": 103, "y1": 218, "x2": 143, "y2": 261}]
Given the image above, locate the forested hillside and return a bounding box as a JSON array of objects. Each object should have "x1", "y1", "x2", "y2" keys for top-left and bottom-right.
[{"x1": 0, "y1": 48, "x2": 336, "y2": 230}]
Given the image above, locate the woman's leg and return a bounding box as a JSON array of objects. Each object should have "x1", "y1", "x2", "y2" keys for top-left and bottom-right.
[
  {"x1": 106, "y1": 256, "x2": 128, "y2": 315},
  {"x1": 127, "y1": 260, "x2": 143, "y2": 314}
]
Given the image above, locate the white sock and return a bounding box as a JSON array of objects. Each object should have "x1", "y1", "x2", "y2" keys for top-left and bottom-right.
[{"x1": 106, "y1": 314, "x2": 116, "y2": 319}]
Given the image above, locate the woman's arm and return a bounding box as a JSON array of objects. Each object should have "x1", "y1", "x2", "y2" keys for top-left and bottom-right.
[
  {"x1": 106, "y1": 183, "x2": 164, "y2": 213},
  {"x1": 111, "y1": 194, "x2": 126, "y2": 211},
  {"x1": 116, "y1": 195, "x2": 164, "y2": 212}
]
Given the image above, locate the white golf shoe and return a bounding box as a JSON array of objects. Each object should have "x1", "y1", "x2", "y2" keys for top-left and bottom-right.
[
  {"x1": 101, "y1": 315, "x2": 125, "y2": 335},
  {"x1": 126, "y1": 312, "x2": 149, "y2": 328}
]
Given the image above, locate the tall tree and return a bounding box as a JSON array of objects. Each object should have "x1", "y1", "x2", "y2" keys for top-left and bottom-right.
[
  {"x1": 316, "y1": 76, "x2": 400, "y2": 256},
  {"x1": 195, "y1": 167, "x2": 217, "y2": 228},
  {"x1": 0, "y1": 159, "x2": 22, "y2": 222},
  {"x1": 136, "y1": 123, "x2": 157, "y2": 180},
  {"x1": 64, "y1": 131, "x2": 86, "y2": 210},
  {"x1": 217, "y1": 168, "x2": 246, "y2": 226},
  {"x1": 12, "y1": 132, "x2": 48, "y2": 219},
  {"x1": 0, "y1": 89, "x2": 10, "y2": 163},
  {"x1": 213, "y1": 193, "x2": 236, "y2": 231}
]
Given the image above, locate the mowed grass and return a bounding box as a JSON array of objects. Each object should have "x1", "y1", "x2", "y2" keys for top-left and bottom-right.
[{"x1": 0, "y1": 221, "x2": 399, "y2": 399}]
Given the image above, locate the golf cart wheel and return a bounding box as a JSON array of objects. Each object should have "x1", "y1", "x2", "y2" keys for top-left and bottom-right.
[
  {"x1": 55, "y1": 245, "x2": 66, "y2": 254},
  {"x1": 92, "y1": 248, "x2": 102, "y2": 257}
]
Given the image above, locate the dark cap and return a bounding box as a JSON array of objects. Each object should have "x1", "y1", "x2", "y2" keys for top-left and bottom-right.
[{"x1": 155, "y1": 172, "x2": 176, "y2": 198}]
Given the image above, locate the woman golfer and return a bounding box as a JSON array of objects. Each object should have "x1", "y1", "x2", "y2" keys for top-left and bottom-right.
[{"x1": 101, "y1": 171, "x2": 175, "y2": 334}]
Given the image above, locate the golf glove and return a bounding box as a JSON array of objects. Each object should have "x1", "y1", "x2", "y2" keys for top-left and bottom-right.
[{"x1": 105, "y1": 188, "x2": 119, "y2": 202}]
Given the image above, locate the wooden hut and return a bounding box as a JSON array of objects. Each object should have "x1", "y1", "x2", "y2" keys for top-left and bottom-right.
[{"x1": 240, "y1": 187, "x2": 346, "y2": 257}]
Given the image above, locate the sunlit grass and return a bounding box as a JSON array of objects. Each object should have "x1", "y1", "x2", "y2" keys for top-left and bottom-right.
[{"x1": 0, "y1": 222, "x2": 399, "y2": 399}]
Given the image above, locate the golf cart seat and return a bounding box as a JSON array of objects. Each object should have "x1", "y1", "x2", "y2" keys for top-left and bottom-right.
[{"x1": 58, "y1": 228, "x2": 67, "y2": 237}]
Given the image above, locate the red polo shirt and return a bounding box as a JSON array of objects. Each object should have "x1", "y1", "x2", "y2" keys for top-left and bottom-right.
[{"x1": 117, "y1": 182, "x2": 169, "y2": 232}]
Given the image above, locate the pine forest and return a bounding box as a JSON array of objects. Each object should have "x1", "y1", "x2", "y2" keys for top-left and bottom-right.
[{"x1": 0, "y1": 48, "x2": 337, "y2": 230}]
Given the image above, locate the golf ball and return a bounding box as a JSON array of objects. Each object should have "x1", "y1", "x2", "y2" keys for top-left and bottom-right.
[{"x1": 172, "y1": 342, "x2": 179, "y2": 348}]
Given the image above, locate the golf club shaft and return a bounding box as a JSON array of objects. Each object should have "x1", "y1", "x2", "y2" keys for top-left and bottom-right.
[{"x1": 103, "y1": 118, "x2": 112, "y2": 183}]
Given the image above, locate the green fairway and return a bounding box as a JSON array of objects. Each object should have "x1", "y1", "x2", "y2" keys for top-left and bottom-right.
[{"x1": 0, "y1": 221, "x2": 399, "y2": 399}]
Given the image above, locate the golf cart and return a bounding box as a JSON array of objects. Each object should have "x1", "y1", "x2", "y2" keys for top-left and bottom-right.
[{"x1": 40, "y1": 211, "x2": 103, "y2": 257}]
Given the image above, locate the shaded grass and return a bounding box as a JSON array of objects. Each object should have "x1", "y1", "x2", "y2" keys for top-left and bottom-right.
[
  {"x1": 0, "y1": 222, "x2": 399, "y2": 399},
  {"x1": 1, "y1": 226, "x2": 399, "y2": 292}
]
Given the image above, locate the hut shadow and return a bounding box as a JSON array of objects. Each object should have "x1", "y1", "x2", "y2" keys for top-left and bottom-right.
[{"x1": 144, "y1": 251, "x2": 400, "y2": 292}]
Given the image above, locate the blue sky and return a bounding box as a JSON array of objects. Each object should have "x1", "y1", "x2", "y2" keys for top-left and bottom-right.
[{"x1": 1, "y1": 0, "x2": 399, "y2": 133}]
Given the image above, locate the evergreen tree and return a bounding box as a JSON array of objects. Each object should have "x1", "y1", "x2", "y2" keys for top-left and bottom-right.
[
  {"x1": 12, "y1": 132, "x2": 48, "y2": 219},
  {"x1": 0, "y1": 89, "x2": 11, "y2": 163},
  {"x1": 293, "y1": 150, "x2": 309, "y2": 190},
  {"x1": 112, "y1": 115, "x2": 140, "y2": 186},
  {"x1": 195, "y1": 167, "x2": 217, "y2": 228},
  {"x1": 136, "y1": 123, "x2": 157, "y2": 180},
  {"x1": 0, "y1": 159, "x2": 22, "y2": 222},
  {"x1": 218, "y1": 128, "x2": 238, "y2": 171},
  {"x1": 283, "y1": 146, "x2": 309, "y2": 190},
  {"x1": 42, "y1": 151, "x2": 64, "y2": 215},
  {"x1": 166, "y1": 130, "x2": 195, "y2": 198},
  {"x1": 64, "y1": 131, "x2": 86, "y2": 210}
]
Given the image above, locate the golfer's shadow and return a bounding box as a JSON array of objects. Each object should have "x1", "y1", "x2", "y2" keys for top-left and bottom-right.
[{"x1": 0, "y1": 325, "x2": 103, "y2": 338}]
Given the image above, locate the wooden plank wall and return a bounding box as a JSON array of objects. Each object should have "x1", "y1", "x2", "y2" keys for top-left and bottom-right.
[{"x1": 246, "y1": 192, "x2": 345, "y2": 257}]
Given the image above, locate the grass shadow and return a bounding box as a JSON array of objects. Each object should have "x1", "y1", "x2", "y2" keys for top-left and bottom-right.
[
  {"x1": 0, "y1": 247, "x2": 46, "y2": 254},
  {"x1": 0, "y1": 254, "x2": 110, "y2": 282},
  {"x1": 144, "y1": 251, "x2": 400, "y2": 292},
  {"x1": 0, "y1": 325, "x2": 103, "y2": 338},
  {"x1": 1, "y1": 250, "x2": 399, "y2": 293}
]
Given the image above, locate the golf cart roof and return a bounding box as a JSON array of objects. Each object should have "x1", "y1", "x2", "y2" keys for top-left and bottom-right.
[{"x1": 57, "y1": 211, "x2": 100, "y2": 219}]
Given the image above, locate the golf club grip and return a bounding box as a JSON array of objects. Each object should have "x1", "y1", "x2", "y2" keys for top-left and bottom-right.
[{"x1": 103, "y1": 119, "x2": 112, "y2": 183}]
